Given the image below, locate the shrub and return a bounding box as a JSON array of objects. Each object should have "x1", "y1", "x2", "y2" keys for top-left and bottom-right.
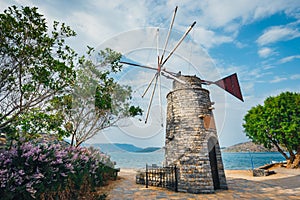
[{"x1": 0, "y1": 141, "x2": 115, "y2": 199}]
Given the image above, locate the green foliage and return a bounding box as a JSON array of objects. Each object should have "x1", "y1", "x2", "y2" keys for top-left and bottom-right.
[
  {"x1": 243, "y1": 91, "x2": 300, "y2": 167},
  {"x1": 0, "y1": 6, "x2": 132, "y2": 199},
  {"x1": 0, "y1": 6, "x2": 141, "y2": 147},
  {"x1": 17, "y1": 109, "x2": 68, "y2": 140},
  {"x1": 0, "y1": 6, "x2": 76, "y2": 135},
  {"x1": 95, "y1": 85, "x2": 112, "y2": 111},
  {"x1": 129, "y1": 106, "x2": 143, "y2": 117},
  {"x1": 63, "y1": 48, "x2": 142, "y2": 146}
]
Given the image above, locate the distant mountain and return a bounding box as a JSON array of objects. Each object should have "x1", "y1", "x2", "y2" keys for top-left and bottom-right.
[
  {"x1": 135, "y1": 147, "x2": 161, "y2": 153},
  {"x1": 223, "y1": 141, "x2": 278, "y2": 152},
  {"x1": 84, "y1": 143, "x2": 161, "y2": 153}
]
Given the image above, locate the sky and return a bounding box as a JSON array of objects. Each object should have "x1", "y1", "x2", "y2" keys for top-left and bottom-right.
[{"x1": 1, "y1": 0, "x2": 300, "y2": 148}]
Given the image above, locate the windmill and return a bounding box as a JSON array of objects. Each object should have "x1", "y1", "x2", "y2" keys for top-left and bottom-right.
[
  {"x1": 120, "y1": 6, "x2": 243, "y2": 125},
  {"x1": 121, "y1": 6, "x2": 243, "y2": 193}
]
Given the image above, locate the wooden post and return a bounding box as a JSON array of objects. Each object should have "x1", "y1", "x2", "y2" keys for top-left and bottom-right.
[
  {"x1": 146, "y1": 164, "x2": 148, "y2": 188},
  {"x1": 174, "y1": 165, "x2": 178, "y2": 192}
]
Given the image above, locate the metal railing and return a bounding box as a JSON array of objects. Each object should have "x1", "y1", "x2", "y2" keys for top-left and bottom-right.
[{"x1": 136, "y1": 164, "x2": 178, "y2": 192}]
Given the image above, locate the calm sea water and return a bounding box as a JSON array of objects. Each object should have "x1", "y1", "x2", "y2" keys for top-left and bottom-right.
[{"x1": 109, "y1": 151, "x2": 286, "y2": 170}]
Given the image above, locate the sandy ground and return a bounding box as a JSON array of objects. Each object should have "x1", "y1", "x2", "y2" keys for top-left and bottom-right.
[
  {"x1": 225, "y1": 167, "x2": 300, "y2": 186},
  {"x1": 120, "y1": 166, "x2": 300, "y2": 187},
  {"x1": 96, "y1": 167, "x2": 300, "y2": 199}
]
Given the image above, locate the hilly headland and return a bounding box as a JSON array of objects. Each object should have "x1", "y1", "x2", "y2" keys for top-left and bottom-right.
[
  {"x1": 84, "y1": 143, "x2": 161, "y2": 153},
  {"x1": 223, "y1": 141, "x2": 279, "y2": 152}
]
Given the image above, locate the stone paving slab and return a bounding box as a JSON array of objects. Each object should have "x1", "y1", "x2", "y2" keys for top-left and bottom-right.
[{"x1": 99, "y1": 168, "x2": 300, "y2": 200}]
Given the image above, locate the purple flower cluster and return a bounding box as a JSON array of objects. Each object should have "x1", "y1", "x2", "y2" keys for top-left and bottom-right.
[{"x1": 0, "y1": 142, "x2": 115, "y2": 199}]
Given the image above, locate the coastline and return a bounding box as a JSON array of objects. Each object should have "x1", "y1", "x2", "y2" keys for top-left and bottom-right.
[
  {"x1": 110, "y1": 151, "x2": 286, "y2": 170},
  {"x1": 97, "y1": 167, "x2": 300, "y2": 199},
  {"x1": 119, "y1": 167, "x2": 300, "y2": 183}
]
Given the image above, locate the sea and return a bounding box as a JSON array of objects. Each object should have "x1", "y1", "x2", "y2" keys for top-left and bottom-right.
[{"x1": 108, "y1": 150, "x2": 286, "y2": 170}]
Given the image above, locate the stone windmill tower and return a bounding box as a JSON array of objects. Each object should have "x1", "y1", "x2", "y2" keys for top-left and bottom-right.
[
  {"x1": 164, "y1": 74, "x2": 243, "y2": 193},
  {"x1": 121, "y1": 6, "x2": 243, "y2": 194}
]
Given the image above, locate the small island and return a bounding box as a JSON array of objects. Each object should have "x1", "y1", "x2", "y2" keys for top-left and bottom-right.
[{"x1": 223, "y1": 141, "x2": 279, "y2": 153}]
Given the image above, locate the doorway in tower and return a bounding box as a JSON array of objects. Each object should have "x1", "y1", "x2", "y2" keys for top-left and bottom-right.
[{"x1": 208, "y1": 137, "x2": 220, "y2": 189}]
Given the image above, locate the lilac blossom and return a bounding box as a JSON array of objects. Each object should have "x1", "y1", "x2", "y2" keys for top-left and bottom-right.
[{"x1": 0, "y1": 141, "x2": 116, "y2": 199}]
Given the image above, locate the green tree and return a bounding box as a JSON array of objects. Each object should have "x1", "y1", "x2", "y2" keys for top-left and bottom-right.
[
  {"x1": 0, "y1": 6, "x2": 142, "y2": 147},
  {"x1": 243, "y1": 92, "x2": 300, "y2": 168},
  {"x1": 52, "y1": 48, "x2": 142, "y2": 147},
  {"x1": 0, "y1": 6, "x2": 76, "y2": 139}
]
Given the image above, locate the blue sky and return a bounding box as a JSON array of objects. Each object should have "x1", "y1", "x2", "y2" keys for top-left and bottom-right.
[{"x1": 1, "y1": 0, "x2": 300, "y2": 147}]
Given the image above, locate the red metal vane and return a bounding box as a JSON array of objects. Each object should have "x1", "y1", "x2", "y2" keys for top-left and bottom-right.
[{"x1": 214, "y1": 73, "x2": 244, "y2": 102}]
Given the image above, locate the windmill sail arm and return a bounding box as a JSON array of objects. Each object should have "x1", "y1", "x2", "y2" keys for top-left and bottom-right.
[
  {"x1": 200, "y1": 80, "x2": 213, "y2": 85},
  {"x1": 160, "y1": 6, "x2": 178, "y2": 64},
  {"x1": 142, "y1": 72, "x2": 158, "y2": 98},
  {"x1": 161, "y1": 21, "x2": 196, "y2": 67},
  {"x1": 161, "y1": 71, "x2": 186, "y2": 84},
  {"x1": 120, "y1": 61, "x2": 157, "y2": 71},
  {"x1": 145, "y1": 74, "x2": 159, "y2": 124}
]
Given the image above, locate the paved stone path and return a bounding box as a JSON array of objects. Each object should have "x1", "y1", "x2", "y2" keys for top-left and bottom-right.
[{"x1": 99, "y1": 168, "x2": 300, "y2": 200}]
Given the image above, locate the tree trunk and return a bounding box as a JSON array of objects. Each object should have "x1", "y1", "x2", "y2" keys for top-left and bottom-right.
[
  {"x1": 290, "y1": 146, "x2": 300, "y2": 169},
  {"x1": 286, "y1": 149, "x2": 295, "y2": 168},
  {"x1": 70, "y1": 133, "x2": 75, "y2": 147},
  {"x1": 76, "y1": 140, "x2": 83, "y2": 147},
  {"x1": 267, "y1": 136, "x2": 289, "y2": 159},
  {"x1": 291, "y1": 154, "x2": 300, "y2": 168}
]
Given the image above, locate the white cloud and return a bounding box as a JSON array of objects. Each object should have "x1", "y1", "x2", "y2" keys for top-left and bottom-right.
[
  {"x1": 218, "y1": 64, "x2": 272, "y2": 85},
  {"x1": 193, "y1": 27, "x2": 233, "y2": 49},
  {"x1": 162, "y1": 0, "x2": 300, "y2": 50},
  {"x1": 234, "y1": 41, "x2": 247, "y2": 49},
  {"x1": 270, "y1": 76, "x2": 288, "y2": 83},
  {"x1": 0, "y1": 1, "x2": 10, "y2": 10},
  {"x1": 291, "y1": 74, "x2": 300, "y2": 80},
  {"x1": 3, "y1": 0, "x2": 300, "y2": 52},
  {"x1": 257, "y1": 26, "x2": 300, "y2": 46},
  {"x1": 171, "y1": 0, "x2": 300, "y2": 29},
  {"x1": 279, "y1": 55, "x2": 300, "y2": 64},
  {"x1": 258, "y1": 47, "x2": 274, "y2": 58},
  {"x1": 262, "y1": 65, "x2": 275, "y2": 70}
]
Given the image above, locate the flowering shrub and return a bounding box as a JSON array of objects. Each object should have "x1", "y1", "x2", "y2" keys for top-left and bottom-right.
[{"x1": 0, "y1": 142, "x2": 116, "y2": 200}]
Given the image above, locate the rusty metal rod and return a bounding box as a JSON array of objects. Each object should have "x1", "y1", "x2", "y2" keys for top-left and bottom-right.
[
  {"x1": 145, "y1": 74, "x2": 158, "y2": 124},
  {"x1": 142, "y1": 72, "x2": 158, "y2": 98},
  {"x1": 120, "y1": 61, "x2": 157, "y2": 71},
  {"x1": 161, "y1": 21, "x2": 196, "y2": 67},
  {"x1": 160, "y1": 6, "x2": 178, "y2": 65}
]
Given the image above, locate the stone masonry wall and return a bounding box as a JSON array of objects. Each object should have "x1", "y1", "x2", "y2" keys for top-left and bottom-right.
[{"x1": 165, "y1": 75, "x2": 227, "y2": 193}]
